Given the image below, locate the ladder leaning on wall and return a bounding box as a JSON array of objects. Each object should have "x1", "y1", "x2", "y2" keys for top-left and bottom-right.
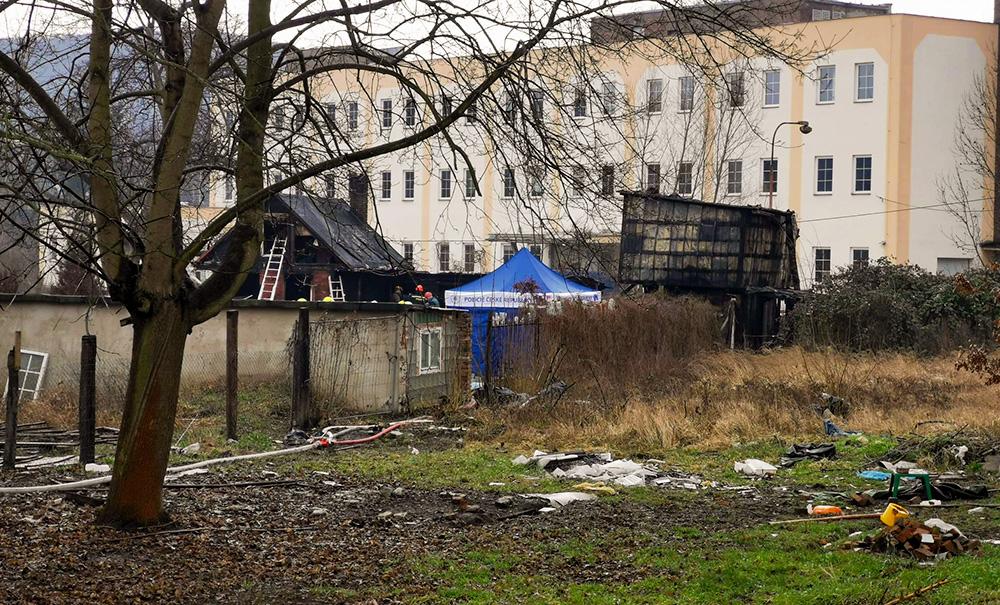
[
  {"x1": 257, "y1": 236, "x2": 287, "y2": 301},
  {"x1": 327, "y1": 273, "x2": 346, "y2": 302}
]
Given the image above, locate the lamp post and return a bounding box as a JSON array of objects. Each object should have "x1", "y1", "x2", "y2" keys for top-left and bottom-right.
[{"x1": 768, "y1": 120, "x2": 812, "y2": 209}]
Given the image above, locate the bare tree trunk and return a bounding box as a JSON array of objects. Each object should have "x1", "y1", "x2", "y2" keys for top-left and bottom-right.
[{"x1": 97, "y1": 303, "x2": 188, "y2": 527}]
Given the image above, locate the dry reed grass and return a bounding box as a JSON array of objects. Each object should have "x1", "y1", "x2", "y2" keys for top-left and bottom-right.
[{"x1": 474, "y1": 347, "x2": 1000, "y2": 454}]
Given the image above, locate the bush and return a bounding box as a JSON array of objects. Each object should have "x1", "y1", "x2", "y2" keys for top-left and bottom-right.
[{"x1": 792, "y1": 259, "x2": 1000, "y2": 354}]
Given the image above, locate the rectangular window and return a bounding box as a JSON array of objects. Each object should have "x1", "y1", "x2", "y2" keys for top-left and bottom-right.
[
  {"x1": 937, "y1": 257, "x2": 971, "y2": 276},
  {"x1": 600, "y1": 165, "x2": 615, "y2": 196},
  {"x1": 852, "y1": 248, "x2": 869, "y2": 268},
  {"x1": 812, "y1": 9, "x2": 831, "y2": 20},
  {"x1": 645, "y1": 162, "x2": 661, "y2": 193},
  {"x1": 677, "y1": 161, "x2": 693, "y2": 195},
  {"x1": 502, "y1": 96, "x2": 516, "y2": 123},
  {"x1": 440, "y1": 94, "x2": 453, "y2": 117},
  {"x1": 403, "y1": 170, "x2": 415, "y2": 200},
  {"x1": 764, "y1": 69, "x2": 780, "y2": 106},
  {"x1": 529, "y1": 244, "x2": 542, "y2": 259},
  {"x1": 503, "y1": 167, "x2": 516, "y2": 198},
  {"x1": 381, "y1": 99, "x2": 393, "y2": 128},
  {"x1": 5, "y1": 350, "x2": 48, "y2": 401},
  {"x1": 855, "y1": 62, "x2": 874, "y2": 102},
  {"x1": 437, "y1": 242, "x2": 450, "y2": 271},
  {"x1": 814, "y1": 248, "x2": 831, "y2": 283},
  {"x1": 404, "y1": 99, "x2": 417, "y2": 126},
  {"x1": 325, "y1": 175, "x2": 336, "y2": 199},
  {"x1": 529, "y1": 89, "x2": 544, "y2": 121},
  {"x1": 347, "y1": 101, "x2": 359, "y2": 130},
  {"x1": 465, "y1": 100, "x2": 477, "y2": 123},
  {"x1": 465, "y1": 169, "x2": 477, "y2": 198},
  {"x1": 573, "y1": 88, "x2": 587, "y2": 117},
  {"x1": 403, "y1": 242, "x2": 414, "y2": 266},
  {"x1": 503, "y1": 243, "x2": 517, "y2": 263},
  {"x1": 853, "y1": 155, "x2": 872, "y2": 193},
  {"x1": 464, "y1": 243, "x2": 476, "y2": 273},
  {"x1": 380, "y1": 171, "x2": 392, "y2": 200},
  {"x1": 419, "y1": 328, "x2": 442, "y2": 373},
  {"x1": 646, "y1": 78, "x2": 663, "y2": 113},
  {"x1": 679, "y1": 76, "x2": 694, "y2": 112},
  {"x1": 602, "y1": 82, "x2": 616, "y2": 116},
  {"x1": 816, "y1": 156, "x2": 834, "y2": 193},
  {"x1": 529, "y1": 166, "x2": 544, "y2": 197},
  {"x1": 439, "y1": 169, "x2": 453, "y2": 198},
  {"x1": 762, "y1": 159, "x2": 778, "y2": 194},
  {"x1": 324, "y1": 102, "x2": 336, "y2": 124},
  {"x1": 726, "y1": 71, "x2": 745, "y2": 108},
  {"x1": 726, "y1": 160, "x2": 743, "y2": 195},
  {"x1": 570, "y1": 166, "x2": 586, "y2": 197},
  {"x1": 273, "y1": 105, "x2": 286, "y2": 129},
  {"x1": 817, "y1": 65, "x2": 836, "y2": 104},
  {"x1": 224, "y1": 175, "x2": 235, "y2": 202}
]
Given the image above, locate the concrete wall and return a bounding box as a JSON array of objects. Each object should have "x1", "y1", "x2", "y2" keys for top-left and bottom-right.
[{"x1": 0, "y1": 295, "x2": 471, "y2": 413}]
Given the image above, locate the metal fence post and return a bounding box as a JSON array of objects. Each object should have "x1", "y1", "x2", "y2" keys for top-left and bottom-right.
[
  {"x1": 226, "y1": 310, "x2": 239, "y2": 440},
  {"x1": 79, "y1": 334, "x2": 96, "y2": 465}
]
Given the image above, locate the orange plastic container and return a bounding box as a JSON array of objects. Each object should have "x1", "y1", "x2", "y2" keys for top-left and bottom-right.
[{"x1": 810, "y1": 505, "x2": 844, "y2": 516}]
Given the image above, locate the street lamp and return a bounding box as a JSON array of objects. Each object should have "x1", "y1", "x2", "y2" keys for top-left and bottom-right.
[{"x1": 768, "y1": 120, "x2": 812, "y2": 209}]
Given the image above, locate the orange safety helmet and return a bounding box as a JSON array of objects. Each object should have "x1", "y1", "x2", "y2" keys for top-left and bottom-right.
[
  {"x1": 416, "y1": 284, "x2": 424, "y2": 293},
  {"x1": 424, "y1": 292, "x2": 433, "y2": 299}
]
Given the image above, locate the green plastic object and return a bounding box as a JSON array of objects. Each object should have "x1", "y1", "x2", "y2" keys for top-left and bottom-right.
[{"x1": 889, "y1": 472, "x2": 933, "y2": 501}]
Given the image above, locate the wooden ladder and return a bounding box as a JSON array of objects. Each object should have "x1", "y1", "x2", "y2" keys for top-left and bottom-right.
[
  {"x1": 257, "y1": 236, "x2": 287, "y2": 300},
  {"x1": 327, "y1": 273, "x2": 346, "y2": 302}
]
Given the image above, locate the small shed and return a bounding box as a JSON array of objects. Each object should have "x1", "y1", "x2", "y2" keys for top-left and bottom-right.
[{"x1": 619, "y1": 192, "x2": 799, "y2": 346}]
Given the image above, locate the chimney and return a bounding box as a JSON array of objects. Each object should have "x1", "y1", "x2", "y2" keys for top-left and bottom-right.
[{"x1": 347, "y1": 172, "x2": 369, "y2": 224}]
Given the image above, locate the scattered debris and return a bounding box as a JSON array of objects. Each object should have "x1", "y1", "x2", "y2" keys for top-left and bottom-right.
[
  {"x1": 984, "y1": 455, "x2": 1000, "y2": 473},
  {"x1": 857, "y1": 470, "x2": 891, "y2": 481},
  {"x1": 854, "y1": 518, "x2": 980, "y2": 560},
  {"x1": 311, "y1": 508, "x2": 328, "y2": 516},
  {"x1": 823, "y1": 419, "x2": 859, "y2": 438},
  {"x1": 808, "y1": 505, "x2": 843, "y2": 516},
  {"x1": 523, "y1": 492, "x2": 597, "y2": 508},
  {"x1": 83, "y1": 463, "x2": 111, "y2": 473},
  {"x1": 495, "y1": 496, "x2": 515, "y2": 508},
  {"x1": 734, "y1": 459, "x2": 777, "y2": 477},
  {"x1": 391, "y1": 487, "x2": 405, "y2": 497},
  {"x1": 779, "y1": 443, "x2": 836, "y2": 467},
  {"x1": 571, "y1": 482, "x2": 617, "y2": 495},
  {"x1": 179, "y1": 442, "x2": 201, "y2": 456},
  {"x1": 769, "y1": 512, "x2": 882, "y2": 526},
  {"x1": 873, "y1": 481, "x2": 990, "y2": 502}
]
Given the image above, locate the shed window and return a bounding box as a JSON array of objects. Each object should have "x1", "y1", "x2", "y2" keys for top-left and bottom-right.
[{"x1": 419, "y1": 328, "x2": 443, "y2": 374}]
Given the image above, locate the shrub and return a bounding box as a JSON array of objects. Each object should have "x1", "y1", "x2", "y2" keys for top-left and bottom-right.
[{"x1": 792, "y1": 259, "x2": 1000, "y2": 354}]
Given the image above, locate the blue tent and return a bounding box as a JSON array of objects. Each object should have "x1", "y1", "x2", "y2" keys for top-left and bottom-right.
[{"x1": 445, "y1": 249, "x2": 601, "y2": 375}]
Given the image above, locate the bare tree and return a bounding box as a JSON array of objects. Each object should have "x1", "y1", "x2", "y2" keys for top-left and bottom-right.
[{"x1": 0, "y1": 0, "x2": 819, "y2": 526}]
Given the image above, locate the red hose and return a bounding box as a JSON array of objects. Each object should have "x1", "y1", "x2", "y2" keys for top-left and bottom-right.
[{"x1": 328, "y1": 421, "x2": 410, "y2": 446}]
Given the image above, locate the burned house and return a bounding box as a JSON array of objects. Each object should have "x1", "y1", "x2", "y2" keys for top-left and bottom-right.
[
  {"x1": 197, "y1": 193, "x2": 406, "y2": 302},
  {"x1": 619, "y1": 192, "x2": 799, "y2": 347}
]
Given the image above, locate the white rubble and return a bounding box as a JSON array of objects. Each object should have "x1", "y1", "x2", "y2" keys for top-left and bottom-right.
[
  {"x1": 84, "y1": 463, "x2": 111, "y2": 473},
  {"x1": 734, "y1": 459, "x2": 777, "y2": 477}
]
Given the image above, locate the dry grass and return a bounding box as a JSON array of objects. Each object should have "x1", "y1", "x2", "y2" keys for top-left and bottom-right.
[{"x1": 473, "y1": 347, "x2": 1000, "y2": 454}]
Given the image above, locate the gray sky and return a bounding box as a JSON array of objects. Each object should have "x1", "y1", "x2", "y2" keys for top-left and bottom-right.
[{"x1": 870, "y1": 0, "x2": 992, "y2": 22}]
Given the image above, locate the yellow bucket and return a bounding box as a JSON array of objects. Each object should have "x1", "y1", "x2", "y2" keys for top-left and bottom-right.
[{"x1": 880, "y1": 503, "x2": 910, "y2": 526}]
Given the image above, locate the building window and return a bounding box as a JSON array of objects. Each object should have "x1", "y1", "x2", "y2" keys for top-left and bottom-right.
[
  {"x1": 503, "y1": 167, "x2": 516, "y2": 198},
  {"x1": 529, "y1": 244, "x2": 542, "y2": 260},
  {"x1": 937, "y1": 257, "x2": 971, "y2": 276},
  {"x1": 529, "y1": 89, "x2": 544, "y2": 121},
  {"x1": 503, "y1": 242, "x2": 517, "y2": 263},
  {"x1": 502, "y1": 95, "x2": 516, "y2": 123},
  {"x1": 528, "y1": 166, "x2": 544, "y2": 197},
  {"x1": 273, "y1": 105, "x2": 286, "y2": 129},
  {"x1": 855, "y1": 62, "x2": 874, "y2": 102},
  {"x1": 852, "y1": 248, "x2": 869, "y2": 268},
  {"x1": 762, "y1": 159, "x2": 778, "y2": 194},
  {"x1": 600, "y1": 165, "x2": 615, "y2": 196},
  {"x1": 726, "y1": 71, "x2": 745, "y2": 108},
  {"x1": 379, "y1": 171, "x2": 392, "y2": 200},
  {"x1": 814, "y1": 248, "x2": 831, "y2": 283},
  {"x1": 347, "y1": 101, "x2": 359, "y2": 130},
  {"x1": 679, "y1": 76, "x2": 694, "y2": 112},
  {"x1": 419, "y1": 328, "x2": 442, "y2": 374},
  {"x1": 677, "y1": 161, "x2": 693, "y2": 195},
  {"x1": 437, "y1": 242, "x2": 450, "y2": 271},
  {"x1": 404, "y1": 99, "x2": 417, "y2": 126},
  {"x1": 463, "y1": 243, "x2": 476, "y2": 272},
  {"x1": 439, "y1": 169, "x2": 453, "y2": 198},
  {"x1": 224, "y1": 175, "x2": 235, "y2": 202},
  {"x1": 403, "y1": 170, "x2": 415, "y2": 200},
  {"x1": 602, "y1": 82, "x2": 616, "y2": 116},
  {"x1": 324, "y1": 102, "x2": 336, "y2": 124},
  {"x1": 381, "y1": 99, "x2": 393, "y2": 128},
  {"x1": 403, "y1": 242, "x2": 414, "y2": 266},
  {"x1": 764, "y1": 69, "x2": 780, "y2": 106},
  {"x1": 440, "y1": 94, "x2": 453, "y2": 117},
  {"x1": 465, "y1": 169, "x2": 477, "y2": 198},
  {"x1": 569, "y1": 166, "x2": 586, "y2": 197},
  {"x1": 646, "y1": 78, "x2": 663, "y2": 114},
  {"x1": 812, "y1": 9, "x2": 831, "y2": 20},
  {"x1": 465, "y1": 100, "x2": 477, "y2": 123},
  {"x1": 726, "y1": 160, "x2": 742, "y2": 195},
  {"x1": 817, "y1": 65, "x2": 836, "y2": 104},
  {"x1": 853, "y1": 155, "x2": 872, "y2": 193},
  {"x1": 6, "y1": 350, "x2": 48, "y2": 400},
  {"x1": 645, "y1": 162, "x2": 661, "y2": 193},
  {"x1": 816, "y1": 156, "x2": 833, "y2": 194},
  {"x1": 325, "y1": 175, "x2": 336, "y2": 199},
  {"x1": 573, "y1": 88, "x2": 587, "y2": 117}
]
